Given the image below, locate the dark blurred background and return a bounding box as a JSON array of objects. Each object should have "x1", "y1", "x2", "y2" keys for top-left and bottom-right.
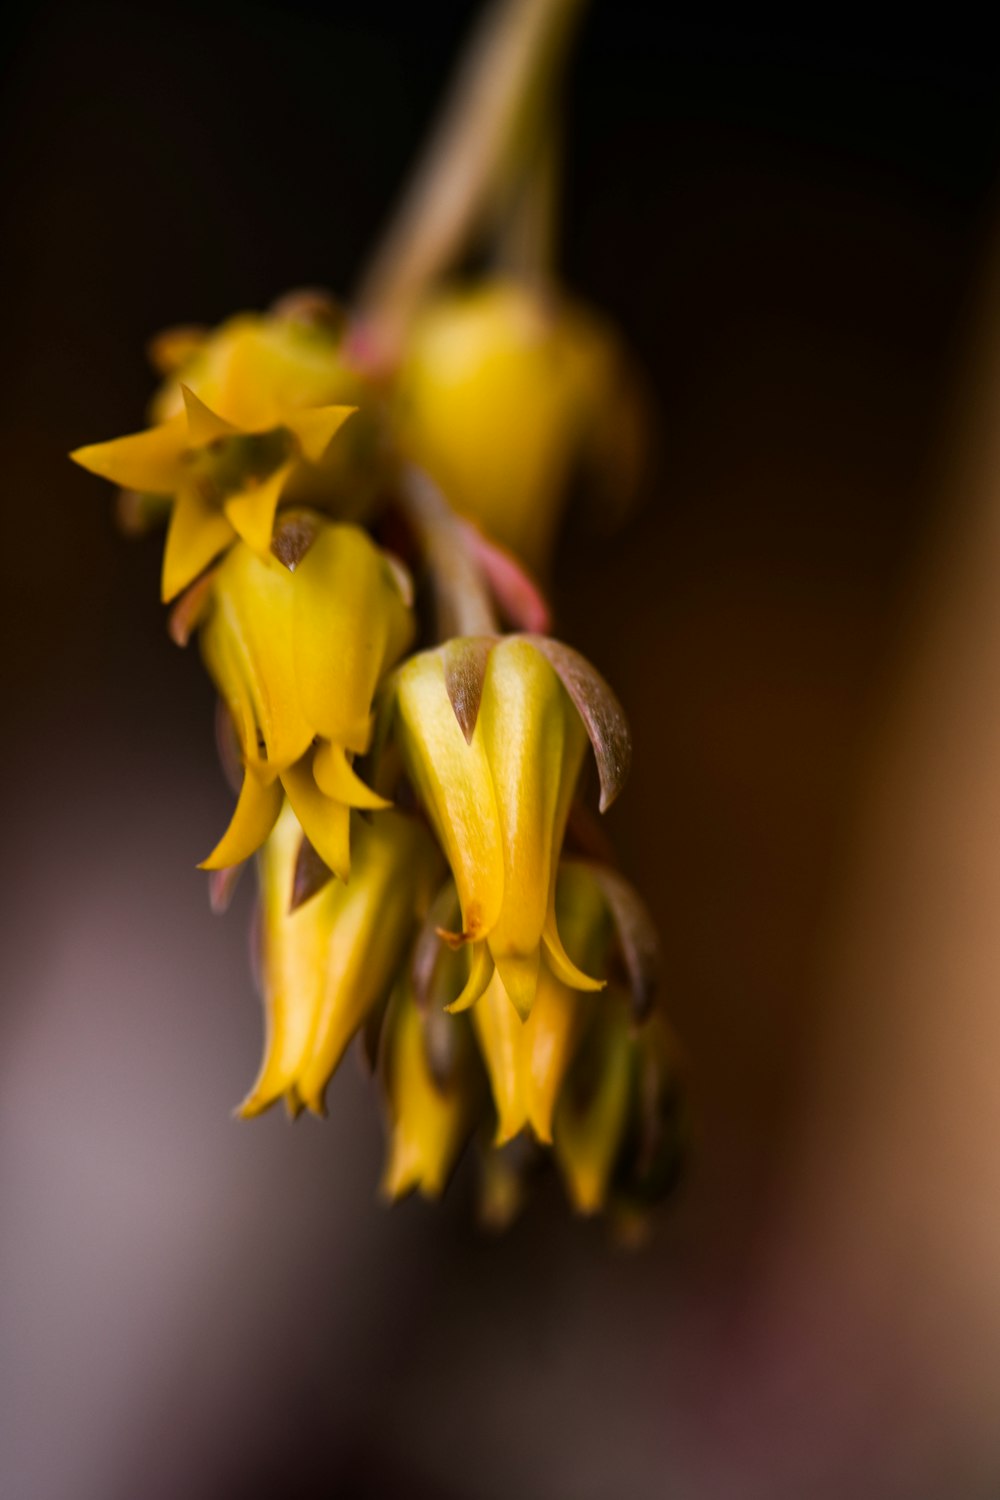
[{"x1": 5, "y1": 4, "x2": 1000, "y2": 1497}]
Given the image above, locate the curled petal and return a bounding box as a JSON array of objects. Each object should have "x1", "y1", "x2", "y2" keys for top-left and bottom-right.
[
  {"x1": 280, "y1": 758, "x2": 351, "y2": 882},
  {"x1": 446, "y1": 940, "x2": 495, "y2": 1014},
  {"x1": 313, "y1": 741, "x2": 391, "y2": 810},
  {"x1": 542, "y1": 906, "x2": 605, "y2": 995},
  {"x1": 524, "y1": 636, "x2": 631, "y2": 812},
  {"x1": 200, "y1": 770, "x2": 283, "y2": 871}
]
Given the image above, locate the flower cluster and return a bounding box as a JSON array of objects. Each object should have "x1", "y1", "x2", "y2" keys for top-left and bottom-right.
[
  {"x1": 72, "y1": 289, "x2": 683, "y2": 1228},
  {"x1": 71, "y1": 0, "x2": 686, "y2": 1230}
]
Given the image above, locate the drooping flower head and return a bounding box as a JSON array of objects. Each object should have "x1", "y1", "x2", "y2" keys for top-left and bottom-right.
[
  {"x1": 397, "y1": 279, "x2": 647, "y2": 571},
  {"x1": 199, "y1": 514, "x2": 413, "y2": 879},
  {"x1": 393, "y1": 634, "x2": 630, "y2": 1018},
  {"x1": 246, "y1": 801, "x2": 442, "y2": 1118}
]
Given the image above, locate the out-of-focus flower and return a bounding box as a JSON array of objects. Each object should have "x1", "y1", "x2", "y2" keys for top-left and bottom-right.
[
  {"x1": 554, "y1": 1005, "x2": 685, "y2": 1218},
  {"x1": 71, "y1": 311, "x2": 359, "y2": 600},
  {"x1": 396, "y1": 278, "x2": 646, "y2": 572},
  {"x1": 393, "y1": 633, "x2": 629, "y2": 1017},
  {"x1": 243, "y1": 802, "x2": 441, "y2": 1118},
  {"x1": 199, "y1": 516, "x2": 413, "y2": 879},
  {"x1": 378, "y1": 981, "x2": 484, "y2": 1200}
]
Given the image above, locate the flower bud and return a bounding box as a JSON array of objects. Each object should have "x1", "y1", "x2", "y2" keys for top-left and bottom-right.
[
  {"x1": 242, "y1": 803, "x2": 441, "y2": 1118},
  {"x1": 397, "y1": 279, "x2": 643, "y2": 571},
  {"x1": 200, "y1": 517, "x2": 413, "y2": 878}
]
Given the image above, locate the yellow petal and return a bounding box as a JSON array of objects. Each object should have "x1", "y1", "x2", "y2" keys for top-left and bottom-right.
[
  {"x1": 292, "y1": 524, "x2": 414, "y2": 748},
  {"x1": 181, "y1": 383, "x2": 237, "y2": 444},
  {"x1": 223, "y1": 460, "x2": 292, "y2": 554},
  {"x1": 280, "y1": 756, "x2": 351, "y2": 883},
  {"x1": 161, "y1": 483, "x2": 236, "y2": 602},
  {"x1": 71, "y1": 412, "x2": 187, "y2": 493},
  {"x1": 238, "y1": 804, "x2": 330, "y2": 1115},
  {"x1": 313, "y1": 740, "x2": 390, "y2": 810},
  {"x1": 283, "y1": 404, "x2": 356, "y2": 464},
  {"x1": 542, "y1": 904, "x2": 604, "y2": 993},
  {"x1": 445, "y1": 939, "x2": 495, "y2": 1014},
  {"x1": 396, "y1": 649, "x2": 504, "y2": 944},
  {"x1": 472, "y1": 970, "x2": 527, "y2": 1145},
  {"x1": 199, "y1": 768, "x2": 283, "y2": 871},
  {"x1": 200, "y1": 544, "x2": 314, "y2": 769},
  {"x1": 478, "y1": 638, "x2": 587, "y2": 1006},
  {"x1": 294, "y1": 812, "x2": 441, "y2": 1114}
]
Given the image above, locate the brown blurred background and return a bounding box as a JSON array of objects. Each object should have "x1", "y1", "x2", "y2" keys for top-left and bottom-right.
[{"x1": 5, "y1": 4, "x2": 1000, "y2": 1497}]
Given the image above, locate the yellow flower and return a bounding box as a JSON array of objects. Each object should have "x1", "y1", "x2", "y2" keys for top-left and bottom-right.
[
  {"x1": 199, "y1": 516, "x2": 413, "y2": 879},
  {"x1": 396, "y1": 278, "x2": 644, "y2": 572},
  {"x1": 378, "y1": 981, "x2": 483, "y2": 1201},
  {"x1": 242, "y1": 802, "x2": 441, "y2": 1118},
  {"x1": 70, "y1": 311, "x2": 359, "y2": 600},
  {"x1": 394, "y1": 633, "x2": 630, "y2": 1017}
]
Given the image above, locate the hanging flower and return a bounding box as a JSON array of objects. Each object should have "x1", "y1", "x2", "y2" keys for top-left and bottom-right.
[
  {"x1": 198, "y1": 515, "x2": 413, "y2": 879},
  {"x1": 244, "y1": 803, "x2": 441, "y2": 1118},
  {"x1": 393, "y1": 633, "x2": 630, "y2": 1017},
  {"x1": 70, "y1": 309, "x2": 360, "y2": 600},
  {"x1": 396, "y1": 278, "x2": 646, "y2": 572}
]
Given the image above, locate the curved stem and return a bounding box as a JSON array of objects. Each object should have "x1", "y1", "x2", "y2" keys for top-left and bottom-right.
[
  {"x1": 354, "y1": 0, "x2": 587, "y2": 356},
  {"x1": 397, "y1": 466, "x2": 499, "y2": 639}
]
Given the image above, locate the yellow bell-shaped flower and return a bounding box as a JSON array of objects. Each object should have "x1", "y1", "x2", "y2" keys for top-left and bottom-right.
[
  {"x1": 199, "y1": 516, "x2": 413, "y2": 880},
  {"x1": 395, "y1": 632, "x2": 631, "y2": 1016},
  {"x1": 395, "y1": 635, "x2": 615, "y2": 1018},
  {"x1": 71, "y1": 309, "x2": 360, "y2": 600},
  {"x1": 243, "y1": 802, "x2": 441, "y2": 1118},
  {"x1": 396, "y1": 278, "x2": 643, "y2": 572}
]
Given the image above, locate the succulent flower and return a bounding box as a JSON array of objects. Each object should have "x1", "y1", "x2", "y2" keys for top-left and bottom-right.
[
  {"x1": 244, "y1": 802, "x2": 441, "y2": 1118},
  {"x1": 198, "y1": 516, "x2": 413, "y2": 879},
  {"x1": 70, "y1": 312, "x2": 358, "y2": 600},
  {"x1": 69, "y1": 0, "x2": 683, "y2": 1231},
  {"x1": 393, "y1": 634, "x2": 629, "y2": 1017}
]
